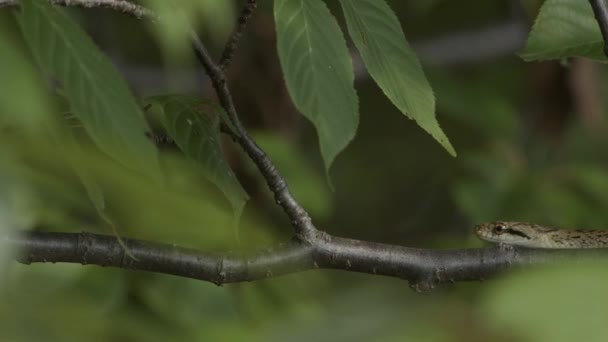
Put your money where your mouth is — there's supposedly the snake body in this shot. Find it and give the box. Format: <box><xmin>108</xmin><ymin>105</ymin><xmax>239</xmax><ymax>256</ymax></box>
<box><xmin>475</xmin><ymin>221</ymin><xmax>608</xmax><ymax>248</ymax></box>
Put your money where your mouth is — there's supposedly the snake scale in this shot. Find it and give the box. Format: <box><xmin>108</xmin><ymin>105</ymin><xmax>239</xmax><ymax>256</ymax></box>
<box><xmin>475</xmin><ymin>221</ymin><xmax>608</xmax><ymax>248</ymax></box>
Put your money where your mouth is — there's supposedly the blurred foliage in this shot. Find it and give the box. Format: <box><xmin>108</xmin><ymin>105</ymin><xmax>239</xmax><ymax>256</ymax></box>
<box><xmin>145</xmin><ymin>95</ymin><xmax>249</xmax><ymax>225</ymax></box>
<box><xmin>144</xmin><ymin>0</ymin><xmax>235</xmax><ymax>58</ymax></box>
<box><xmin>482</xmin><ymin>263</ymin><xmax>608</xmax><ymax>342</ymax></box>
<box><xmin>0</xmin><ymin>15</ymin><xmax>51</xmax><ymax>131</ymax></box>
<box><xmin>2</xmin><ymin>0</ymin><xmax>608</xmax><ymax>341</ymax></box>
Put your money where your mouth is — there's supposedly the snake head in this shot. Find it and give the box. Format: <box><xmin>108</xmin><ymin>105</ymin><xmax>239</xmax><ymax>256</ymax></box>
<box><xmin>474</xmin><ymin>221</ymin><xmax>549</xmax><ymax>247</ymax></box>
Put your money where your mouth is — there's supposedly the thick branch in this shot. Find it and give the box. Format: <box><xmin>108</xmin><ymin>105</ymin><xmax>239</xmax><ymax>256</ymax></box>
<box><xmin>10</xmin><ymin>231</ymin><xmax>315</xmax><ymax>285</ymax></box>
<box><xmin>590</xmin><ymin>0</ymin><xmax>608</xmax><ymax>57</ymax></box>
<box><xmin>7</xmin><ymin>0</ymin><xmax>603</xmax><ymax>294</ymax></box>
<box><xmin>9</xmin><ymin>231</ymin><xmax>608</xmax><ymax>292</ymax></box>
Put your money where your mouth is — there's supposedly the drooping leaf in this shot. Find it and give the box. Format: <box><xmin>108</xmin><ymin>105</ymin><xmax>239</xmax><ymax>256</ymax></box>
<box><xmin>274</xmin><ymin>0</ymin><xmax>359</xmax><ymax>174</ymax></box>
<box><xmin>339</xmin><ymin>0</ymin><xmax>455</xmax><ymax>156</ymax></box>
<box><xmin>520</xmin><ymin>0</ymin><xmax>605</xmax><ymax>61</ymax></box>
<box><xmin>16</xmin><ymin>0</ymin><xmax>161</xmax><ymax>181</ymax></box>
<box><xmin>145</xmin><ymin>95</ymin><xmax>248</xmax><ymax>222</ymax></box>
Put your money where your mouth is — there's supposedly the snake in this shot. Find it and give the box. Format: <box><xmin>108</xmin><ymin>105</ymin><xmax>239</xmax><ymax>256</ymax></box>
<box><xmin>474</xmin><ymin>221</ymin><xmax>608</xmax><ymax>248</ymax></box>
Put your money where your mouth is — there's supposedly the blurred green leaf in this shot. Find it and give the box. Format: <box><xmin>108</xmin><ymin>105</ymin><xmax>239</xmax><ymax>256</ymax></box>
<box><xmin>451</xmin><ymin>144</ymin><xmax>524</xmax><ymax>223</ymax></box>
<box><xmin>483</xmin><ymin>264</ymin><xmax>608</xmax><ymax>342</ymax></box>
<box><xmin>567</xmin><ymin>165</ymin><xmax>608</xmax><ymax>204</ymax></box>
<box><xmin>520</xmin><ymin>0</ymin><xmax>605</xmax><ymax>61</ymax></box>
<box><xmin>274</xmin><ymin>0</ymin><xmax>359</xmax><ymax>175</ymax></box>
<box><xmin>0</xmin><ymin>155</ymin><xmax>30</xmax><ymax>286</ymax></box>
<box><xmin>557</xmin><ymin>165</ymin><xmax>608</xmax><ymax>227</ymax></box>
<box><xmin>66</xmin><ymin>139</ymin><xmax>134</xmax><ymax>256</ymax></box>
<box><xmin>452</xmin><ymin>181</ymin><xmax>502</xmax><ymax>223</ymax></box>
<box><xmin>142</xmin><ymin>0</ymin><xmax>235</xmax><ymax>92</ymax></box>
<box><xmin>194</xmin><ymin>0</ymin><xmax>235</xmax><ymax>44</ymax></box>
<box><xmin>340</xmin><ymin>0</ymin><xmax>455</xmax><ymax>156</ymax></box>
<box><xmin>430</xmin><ymin>72</ymin><xmax>518</xmax><ymax>138</ymax></box>
<box><xmin>144</xmin><ymin>0</ymin><xmax>235</xmax><ymax>55</ymax></box>
<box><xmin>143</xmin><ymin>0</ymin><xmax>193</xmax><ymax>65</ymax></box>
<box><xmin>1</xmin><ymin>264</ymin><xmax>116</xmax><ymax>342</ymax></box>
<box><xmin>139</xmin><ymin>275</ymin><xmax>239</xmax><ymax>331</ymax></box>
<box><xmin>534</xmin><ymin>179</ymin><xmax>597</xmax><ymax>227</ymax></box>
<box><xmin>0</xmin><ymin>24</ymin><xmax>51</xmax><ymax>131</ymax></box>
<box><xmin>16</xmin><ymin>0</ymin><xmax>161</xmax><ymax>181</ymax></box>
<box><xmin>145</xmin><ymin>95</ymin><xmax>248</xmax><ymax>223</ymax></box>
<box><xmin>1</xmin><ymin>133</ymin><xmax>237</xmax><ymax>247</ymax></box>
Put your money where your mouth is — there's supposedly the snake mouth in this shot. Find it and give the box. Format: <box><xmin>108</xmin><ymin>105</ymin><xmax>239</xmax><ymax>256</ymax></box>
<box><xmin>506</xmin><ymin>229</ymin><xmax>532</xmax><ymax>240</ymax></box>
<box><xmin>476</xmin><ymin>233</ymin><xmax>501</xmax><ymax>244</ymax></box>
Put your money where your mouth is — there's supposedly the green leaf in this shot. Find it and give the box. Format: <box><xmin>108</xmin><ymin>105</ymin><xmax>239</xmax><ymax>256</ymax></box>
<box><xmin>0</xmin><ymin>25</ymin><xmax>51</xmax><ymax>131</ymax></box>
<box><xmin>74</xmin><ymin>162</ymin><xmax>137</xmax><ymax>259</ymax></box>
<box><xmin>145</xmin><ymin>95</ymin><xmax>248</xmax><ymax>222</ymax></box>
<box><xmin>339</xmin><ymin>0</ymin><xmax>455</xmax><ymax>156</ymax></box>
<box><xmin>520</xmin><ymin>0</ymin><xmax>605</xmax><ymax>61</ymax></box>
<box><xmin>483</xmin><ymin>264</ymin><xmax>608</xmax><ymax>342</ymax></box>
<box><xmin>274</xmin><ymin>0</ymin><xmax>359</xmax><ymax>174</ymax></box>
<box><xmin>16</xmin><ymin>0</ymin><xmax>160</xmax><ymax>181</ymax></box>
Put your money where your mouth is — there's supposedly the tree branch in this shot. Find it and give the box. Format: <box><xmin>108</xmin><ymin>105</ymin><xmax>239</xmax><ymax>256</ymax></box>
<box><xmin>219</xmin><ymin>0</ymin><xmax>257</xmax><ymax>70</ymax></box>
<box><xmin>590</xmin><ymin>0</ymin><xmax>608</xmax><ymax>57</ymax></box>
<box><xmin>8</xmin><ymin>231</ymin><xmax>608</xmax><ymax>292</ymax></box>
<box><xmin>189</xmin><ymin>28</ymin><xmax>317</xmax><ymax>241</ymax></box>
<box><xmin>7</xmin><ymin>0</ymin><xmax>601</xmax><ymax>294</ymax></box>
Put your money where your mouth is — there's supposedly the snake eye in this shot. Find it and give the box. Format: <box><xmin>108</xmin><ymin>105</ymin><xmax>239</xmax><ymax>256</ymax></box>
<box><xmin>493</xmin><ymin>224</ymin><xmax>507</xmax><ymax>235</ymax></box>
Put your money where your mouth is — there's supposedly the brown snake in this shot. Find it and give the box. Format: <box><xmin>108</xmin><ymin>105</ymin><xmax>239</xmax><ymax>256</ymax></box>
<box><xmin>475</xmin><ymin>221</ymin><xmax>608</xmax><ymax>248</ymax></box>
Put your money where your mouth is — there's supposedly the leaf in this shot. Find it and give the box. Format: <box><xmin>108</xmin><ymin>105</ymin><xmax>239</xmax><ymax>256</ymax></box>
<box><xmin>520</xmin><ymin>0</ymin><xmax>605</xmax><ymax>61</ymax></box>
<box><xmin>58</xmin><ymin>115</ymin><xmax>137</xmax><ymax>259</ymax></box>
<box><xmin>274</xmin><ymin>0</ymin><xmax>359</xmax><ymax>174</ymax></box>
<box><xmin>16</xmin><ymin>0</ymin><xmax>161</xmax><ymax>181</ymax></box>
<box><xmin>0</xmin><ymin>24</ymin><xmax>51</xmax><ymax>131</ymax></box>
<box><xmin>339</xmin><ymin>0</ymin><xmax>455</xmax><ymax>156</ymax></box>
<box><xmin>145</xmin><ymin>95</ymin><xmax>248</xmax><ymax>223</ymax></box>
<box><xmin>75</xmin><ymin>164</ymin><xmax>137</xmax><ymax>260</ymax></box>
<box><xmin>483</xmin><ymin>264</ymin><xmax>608</xmax><ymax>342</ymax></box>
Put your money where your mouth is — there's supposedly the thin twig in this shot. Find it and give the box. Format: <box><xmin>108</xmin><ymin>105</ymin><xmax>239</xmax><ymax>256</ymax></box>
<box><xmin>590</xmin><ymin>0</ymin><xmax>608</xmax><ymax>57</ymax></box>
<box><xmin>219</xmin><ymin>0</ymin><xmax>258</xmax><ymax>70</ymax></box>
<box><xmin>189</xmin><ymin>29</ymin><xmax>317</xmax><ymax>241</ymax></box>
